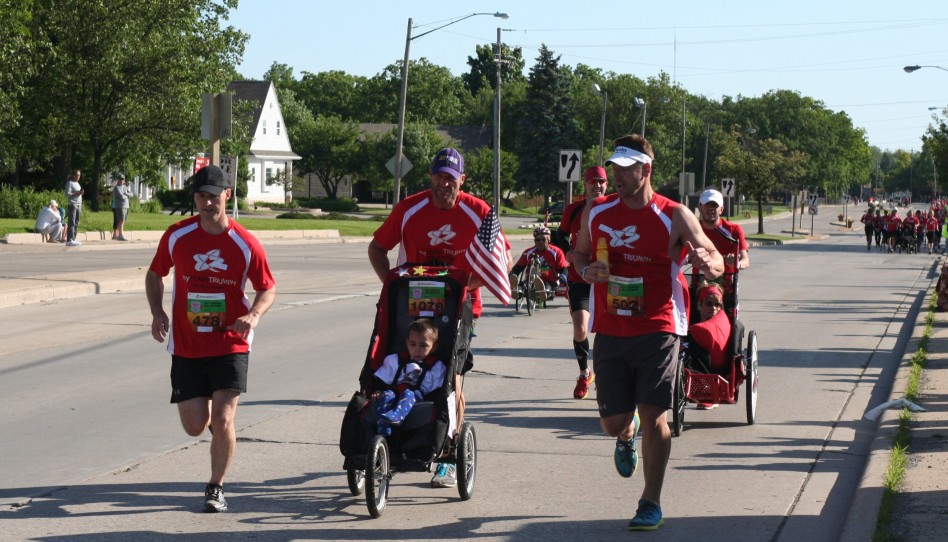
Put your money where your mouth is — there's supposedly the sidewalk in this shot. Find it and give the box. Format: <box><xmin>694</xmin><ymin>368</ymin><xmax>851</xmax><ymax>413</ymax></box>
<box><xmin>842</xmin><ymin>276</ymin><xmax>948</xmax><ymax>541</ymax></box>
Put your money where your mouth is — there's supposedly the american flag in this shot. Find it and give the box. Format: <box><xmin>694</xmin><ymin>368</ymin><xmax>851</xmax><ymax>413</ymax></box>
<box><xmin>465</xmin><ymin>209</ymin><xmax>511</xmax><ymax>305</ymax></box>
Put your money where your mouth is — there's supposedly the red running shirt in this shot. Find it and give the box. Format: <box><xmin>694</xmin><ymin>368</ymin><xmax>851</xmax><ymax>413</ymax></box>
<box><xmin>373</xmin><ymin>190</ymin><xmax>509</xmax><ymax>317</ymax></box>
<box><xmin>587</xmin><ymin>194</ymin><xmax>688</xmax><ymax>337</ymax></box>
<box><xmin>149</xmin><ymin>216</ymin><xmax>276</xmax><ymax>358</ymax></box>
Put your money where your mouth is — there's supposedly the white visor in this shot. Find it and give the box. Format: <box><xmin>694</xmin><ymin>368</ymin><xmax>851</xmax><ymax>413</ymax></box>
<box><xmin>605</xmin><ymin>146</ymin><xmax>653</xmax><ymax>167</ymax></box>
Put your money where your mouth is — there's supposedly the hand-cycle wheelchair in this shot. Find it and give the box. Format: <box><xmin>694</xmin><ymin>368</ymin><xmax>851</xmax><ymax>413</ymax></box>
<box><xmin>338</xmin><ymin>264</ymin><xmax>477</xmax><ymax>518</ymax></box>
<box><xmin>671</xmin><ymin>237</ymin><xmax>759</xmax><ymax>437</ymax></box>
<box><xmin>513</xmin><ymin>252</ymin><xmax>564</xmax><ymax>315</ymax></box>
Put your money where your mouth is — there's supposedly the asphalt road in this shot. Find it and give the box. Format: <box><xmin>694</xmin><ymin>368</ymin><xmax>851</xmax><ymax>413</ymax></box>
<box><xmin>0</xmin><ymin>208</ymin><xmax>938</xmax><ymax>540</ymax></box>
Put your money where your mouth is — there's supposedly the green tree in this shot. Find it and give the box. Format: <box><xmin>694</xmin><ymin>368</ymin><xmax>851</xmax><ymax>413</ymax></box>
<box><xmin>463</xmin><ymin>43</ymin><xmax>525</xmax><ymax>97</ymax></box>
<box><xmin>24</xmin><ymin>0</ymin><xmax>247</xmax><ymax>210</ymax></box>
<box><xmin>716</xmin><ymin>128</ymin><xmax>808</xmax><ymax>233</ymax></box>
<box><xmin>294</xmin><ymin>115</ymin><xmax>363</xmax><ymax>200</ymax></box>
<box><xmin>517</xmin><ymin>45</ymin><xmax>579</xmax><ymax>202</ymax></box>
<box><xmin>295</xmin><ymin>70</ymin><xmax>370</xmax><ymax>121</ymax></box>
<box><xmin>462</xmin><ymin>146</ymin><xmax>519</xmax><ymax>205</ymax></box>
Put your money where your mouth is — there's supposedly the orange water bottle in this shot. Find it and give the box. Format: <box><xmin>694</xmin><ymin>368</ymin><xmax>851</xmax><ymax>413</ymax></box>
<box><xmin>595</xmin><ymin>237</ymin><xmax>610</xmax><ymax>278</ymax></box>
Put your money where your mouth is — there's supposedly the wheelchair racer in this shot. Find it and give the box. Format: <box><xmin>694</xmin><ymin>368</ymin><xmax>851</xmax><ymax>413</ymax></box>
<box><xmin>510</xmin><ymin>226</ymin><xmax>568</xmax><ymax>302</ymax></box>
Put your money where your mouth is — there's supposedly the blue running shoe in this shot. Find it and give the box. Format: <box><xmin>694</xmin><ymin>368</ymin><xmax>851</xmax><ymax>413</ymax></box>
<box><xmin>613</xmin><ymin>410</ymin><xmax>641</xmax><ymax>478</ymax></box>
<box><xmin>628</xmin><ymin>499</ymin><xmax>664</xmax><ymax>531</ymax></box>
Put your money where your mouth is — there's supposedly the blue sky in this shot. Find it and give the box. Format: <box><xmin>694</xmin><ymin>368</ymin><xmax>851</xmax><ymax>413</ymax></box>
<box><xmin>227</xmin><ymin>0</ymin><xmax>948</xmax><ymax>153</ymax></box>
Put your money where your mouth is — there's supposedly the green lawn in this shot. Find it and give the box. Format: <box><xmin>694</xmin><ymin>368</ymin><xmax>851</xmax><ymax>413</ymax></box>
<box><xmin>0</xmin><ymin>210</ymin><xmax>384</xmax><ymax>238</ymax></box>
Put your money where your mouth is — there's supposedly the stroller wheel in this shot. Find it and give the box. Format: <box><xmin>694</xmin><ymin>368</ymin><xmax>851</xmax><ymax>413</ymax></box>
<box><xmin>365</xmin><ymin>435</ymin><xmax>390</xmax><ymax>518</ymax></box>
<box><xmin>347</xmin><ymin>468</ymin><xmax>365</xmax><ymax>496</ymax></box>
<box><xmin>456</xmin><ymin>422</ymin><xmax>477</xmax><ymax>500</ymax></box>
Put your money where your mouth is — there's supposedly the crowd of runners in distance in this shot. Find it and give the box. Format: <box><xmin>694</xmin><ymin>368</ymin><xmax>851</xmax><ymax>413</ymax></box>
<box><xmin>859</xmin><ymin>197</ymin><xmax>948</xmax><ymax>254</ymax></box>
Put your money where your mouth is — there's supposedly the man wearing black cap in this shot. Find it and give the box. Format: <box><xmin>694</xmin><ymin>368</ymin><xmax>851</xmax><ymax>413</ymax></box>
<box><xmin>145</xmin><ymin>165</ymin><xmax>277</xmax><ymax>513</ymax></box>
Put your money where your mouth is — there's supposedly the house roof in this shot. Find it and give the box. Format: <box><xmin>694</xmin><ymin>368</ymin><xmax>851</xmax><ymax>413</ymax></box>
<box><xmin>227</xmin><ymin>80</ymin><xmax>272</xmax><ymax>134</ymax></box>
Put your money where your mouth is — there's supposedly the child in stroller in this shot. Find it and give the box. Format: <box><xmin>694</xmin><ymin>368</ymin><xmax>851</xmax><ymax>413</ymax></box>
<box><xmin>372</xmin><ymin>319</ymin><xmax>447</xmax><ymax>437</ymax></box>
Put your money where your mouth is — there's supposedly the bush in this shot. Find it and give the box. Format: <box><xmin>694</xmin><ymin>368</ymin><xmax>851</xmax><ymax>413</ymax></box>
<box><xmin>0</xmin><ymin>185</ymin><xmax>70</xmax><ymax>219</ymax></box>
<box><xmin>296</xmin><ymin>197</ymin><xmax>359</xmax><ymax>213</ymax></box>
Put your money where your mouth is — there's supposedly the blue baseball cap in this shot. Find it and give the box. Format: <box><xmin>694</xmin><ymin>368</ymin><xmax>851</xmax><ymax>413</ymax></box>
<box><xmin>430</xmin><ymin>148</ymin><xmax>464</xmax><ymax>179</ymax></box>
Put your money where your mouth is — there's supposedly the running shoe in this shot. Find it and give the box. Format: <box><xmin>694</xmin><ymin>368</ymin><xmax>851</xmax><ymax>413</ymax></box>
<box><xmin>573</xmin><ymin>373</ymin><xmax>595</xmax><ymax>400</ymax></box>
<box><xmin>628</xmin><ymin>499</ymin><xmax>664</xmax><ymax>531</ymax></box>
<box><xmin>204</xmin><ymin>483</ymin><xmax>228</xmax><ymax>513</ymax></box>
<box><xmin>430</xmin><ymin>462</ymin><xmax>457</xmax><ymax>488</ymax></box>
<box><xmin>696</xmin><ymin>402</ymin><xmax>718</xmax><ymax>410</ymax></box>
<box><xmin>613</xmin><ymin>410</ymin><xmax>640</xmax><ymax>478</ymax></box>
<box><xmin>65</xmin><ymin>240</ymin><xmax>80</xmax><ymax>246</ymax></box>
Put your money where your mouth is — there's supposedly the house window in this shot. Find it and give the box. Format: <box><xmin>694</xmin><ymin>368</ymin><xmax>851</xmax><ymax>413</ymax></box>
<box><xmin>262</xmin><ymin>120</ymin><xmax>267</xmax><ymax>135</ymax></box>
<box><xmin>277</xmin><ymin>121</ymin><xmax>281</xmax><ymax>135</ymax></box>
<box><xmin>263</xmin><ymin>167</ymin><xmax>272</xmax><ymax>193</ymax></box>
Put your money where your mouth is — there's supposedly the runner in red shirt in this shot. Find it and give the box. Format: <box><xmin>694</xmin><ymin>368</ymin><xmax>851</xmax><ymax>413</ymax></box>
<box><xmin>925</xmin><ymin>209</ymin><xmax>939</xmax><ymax>254</ymax></box>
<box><xmin>697</xmin><ymin>188</ymin><xmax>749</xmax><ymax>272</ymax></box>
<box><xmin>145</xmin><ymin>165</ymin><xmax>276</xmax><ymax>513</ymax></box>
<box><xmin>885</xmin><ymin>209</ymin><xmax>902</xmax><ymax>253</ymax></box>
<box><xmin>860</xmin><ymin>207</ymin><xmax>875</xmax><ymax>251</ymax></box>
<box><xmin>368</xmin><ymin>147</ymin><xmax>512</xmax><ymax>489</ymax></box>
<box><xmin>554</xmin><ymin>165</ymin><xmax>609</xmax><ymax>399</ymax></box>
<box><xmin>572</xmin><ymin>134</ymin><xmax>723</xmax><ymax>531</ymax></box>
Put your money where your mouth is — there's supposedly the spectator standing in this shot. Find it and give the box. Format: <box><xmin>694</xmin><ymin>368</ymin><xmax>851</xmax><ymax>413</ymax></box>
<box><xmin>64</xmin><ymin>169</ymin><xmax>83</xmax><ymax>246</ymax></box>
<box><xmin>145</xmin><ymin>165</ymin><xmax>277</xmax><ymax>513</ymax></box>
<box><xmin>111</xmin><ymin>173</ymin><xmax>132</xmax><ymax>241</ymax></box>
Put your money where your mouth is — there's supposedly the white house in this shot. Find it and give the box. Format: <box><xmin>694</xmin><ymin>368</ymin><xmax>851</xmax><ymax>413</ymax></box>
<box><xmin>227</xmin><ymin>80</ymin><xmax>301</xmax><ymax>204</ymax></box>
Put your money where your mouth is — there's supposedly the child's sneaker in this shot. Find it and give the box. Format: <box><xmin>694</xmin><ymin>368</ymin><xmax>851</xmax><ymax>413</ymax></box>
<box><xmin>430</xmin><ymin>462</ymin><xmax>457</xmax><ymax>488</ymax></box>
<box><xmin>628</xmin><ymin>499</ymin><xmax>664</xmax><ymax>530</ymax></box>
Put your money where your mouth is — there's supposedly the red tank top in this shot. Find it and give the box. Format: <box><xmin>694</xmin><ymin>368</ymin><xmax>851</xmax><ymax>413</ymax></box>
<box><xmin>587</xmin><ymin>194</ymin><xmax>687</xmax><ymax>337</ymax></box>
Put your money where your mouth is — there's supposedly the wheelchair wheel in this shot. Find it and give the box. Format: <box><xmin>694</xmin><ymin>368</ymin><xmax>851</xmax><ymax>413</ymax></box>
<box><xmin>346</xmin><ymin>468</ymin><xmax>365</xmax><ymax>496</ymax></box>
<box><xmin>456</xmin><ymin>422</ymin><xmax>477</xmax><ymax>501</ymax></box>
<box><xmin>365</xmin><ymin>435</ymin><xmax>390</xmax><ymax>518</ymax></box>
<box><xmin>525</xmin><ymin>261</ymin><xmax>539</xmax><ymax>315</ymax></box>
<box><xmin>671</xmin><ymin>361</ymin><xmax>686</xmax><ymax>437</ymax></box>
<box><xmin>745</xmin><ymin>331</ymin><xmax>759</xmax><ymax>425</ymax></box>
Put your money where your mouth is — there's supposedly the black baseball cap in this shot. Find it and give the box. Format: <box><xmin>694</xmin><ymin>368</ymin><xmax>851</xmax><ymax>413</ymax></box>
<box><xmin>191</xmin><ymin>165</ymin><xmax>230</xmax><ymax>195</ymax></box>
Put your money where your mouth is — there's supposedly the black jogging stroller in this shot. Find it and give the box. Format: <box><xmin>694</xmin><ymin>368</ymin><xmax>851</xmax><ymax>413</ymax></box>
<box><xmin>339</xmin><ymin>264</ymin><xmax>477</xmax><ymax>518</ymax></box>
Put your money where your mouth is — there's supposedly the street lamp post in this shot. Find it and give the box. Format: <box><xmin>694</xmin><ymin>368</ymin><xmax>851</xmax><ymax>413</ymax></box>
<box><xmin>904</xmin><ymin>65</ymin><xmax>948</xmax><ymax>73</ymax></box>
<box><xmin>593</xmin><ymin>84</ymin><xmax>608</xmax><ymax>166</ymax></box>
<box><xmin>633</xmin><ymin>97</ymin><xmax>646</xmax><ymax>136</ymax></box>
<box><xmin>492</xmin><ymin>26</ymin><xmax>504</xmax><ymax>212</ymax></box>
<box><xmin>393</xmin><ymin>12</ymin><xmax>509</xmax><ymax>205</ymax></box>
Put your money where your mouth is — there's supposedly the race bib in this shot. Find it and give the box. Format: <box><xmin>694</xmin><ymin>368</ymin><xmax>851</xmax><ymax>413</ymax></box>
<box><xmin>606</xmin><ymin>276</ymin><xmax>644</xmax><ymax>317</ymax></box>
<box><xmin>187</xmin><ymin>292</ymin><xmax>226</xmax><ymax>332</ymax></box>
<box><xmin>408</xmin><ymin>281</ymin><xmax>445</xmax><ymax>318</ymax></box>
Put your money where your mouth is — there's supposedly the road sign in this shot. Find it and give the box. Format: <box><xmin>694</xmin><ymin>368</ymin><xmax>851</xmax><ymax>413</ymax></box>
<box><xmin>219</xmin><ymin>156</ymin><xmax>239</xmax><ymax>187</ymax></box>
<box><xmin>808</xmin><ymin>194</ymin><xmax>819</xmax><ymax>215</ymax></box>
<box><xmin>385</xmin><ymin>154</ymin><xmax>413</xmax><ymax>178</ymax></box>
<box><xmin>559</xmin><ymin>149</ymin><xmax>581</xmax><ymax>182</ymax></box>
<box><xmin>721</xmin><ymin>178</ymin><xmax>736</xmax><ymax>198</ymax></box>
